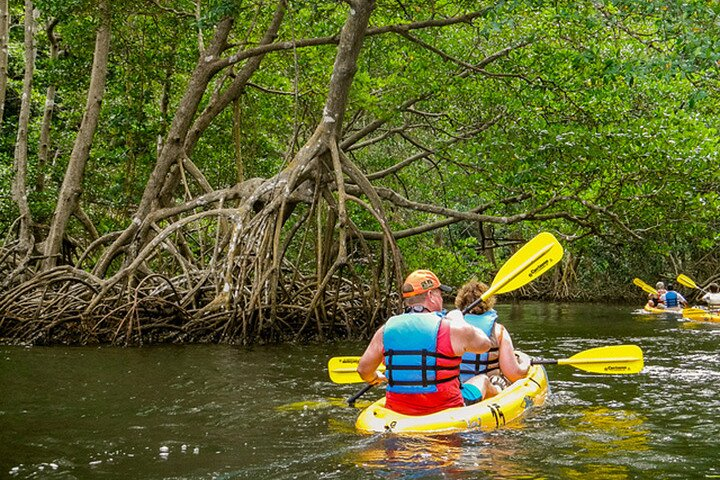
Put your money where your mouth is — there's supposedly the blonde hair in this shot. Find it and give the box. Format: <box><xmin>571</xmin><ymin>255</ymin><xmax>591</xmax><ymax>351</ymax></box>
<box><xmin>455</xmin><ymin>280</ymin><xmax>496</xmax><ymax>314</ymax></box>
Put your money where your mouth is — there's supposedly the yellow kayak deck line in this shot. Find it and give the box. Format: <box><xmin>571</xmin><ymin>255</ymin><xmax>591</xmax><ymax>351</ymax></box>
<box><xmin>355</xmin><ymin>364</ymin><xmax>548</xmax><ymax>434</ymax></box>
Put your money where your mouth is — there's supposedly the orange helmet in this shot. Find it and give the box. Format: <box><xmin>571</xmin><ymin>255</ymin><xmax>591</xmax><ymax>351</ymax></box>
<box><xmin>401</xmin><ymin>270</ymin><xmax>452</xmax><ymax>298</ymax></box>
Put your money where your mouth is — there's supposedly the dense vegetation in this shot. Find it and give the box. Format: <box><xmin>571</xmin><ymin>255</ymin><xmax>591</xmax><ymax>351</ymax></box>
<box><xmin>1</xmin><ymin>0</ymin><xmax>718</xmax><ymax>345</ymax></box>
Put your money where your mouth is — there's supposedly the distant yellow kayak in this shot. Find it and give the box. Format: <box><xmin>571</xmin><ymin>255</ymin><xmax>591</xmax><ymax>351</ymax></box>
<box><xmin>642</xmin><ymin>306</ymin><xmax>682</xmax><ymax>315</ymax></box>
<box><xmin>355</xmin><ymin>364</ymin><xmax>548</xmax><ymax>434</ymax></box>
<box><xmin>683</xmin><ymin>310</ymin><xmax>720</xmax><ymax>323</ymax></box>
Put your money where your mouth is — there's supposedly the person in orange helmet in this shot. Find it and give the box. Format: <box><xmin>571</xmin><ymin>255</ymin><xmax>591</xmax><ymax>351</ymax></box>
<box><xmin>357</xmin><ymin>270</ymin><xmax>494</xmax><ymax>416</ymax></box>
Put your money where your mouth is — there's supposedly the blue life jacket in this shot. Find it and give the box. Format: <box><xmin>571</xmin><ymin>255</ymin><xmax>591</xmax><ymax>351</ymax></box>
<box><xmin>383</xmin><ymin>312</ymin><xmax>460</xmax><ymax>394</ymax></box>
<box><xmin>460</xmin><ymin>310</ymin><xmax>499</xmax><ymax>382</ymax></box>
<box><xmin>665</xmin><ymin>291</ymin><xmax>679</xmax><ymax>307</ymax></box>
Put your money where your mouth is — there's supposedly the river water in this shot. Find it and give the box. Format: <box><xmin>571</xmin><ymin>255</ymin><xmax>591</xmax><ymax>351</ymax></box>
<box><xmin>1</xmin><ymin>302</ymin><xmax>719</xmax><ymax>479</ymax></box>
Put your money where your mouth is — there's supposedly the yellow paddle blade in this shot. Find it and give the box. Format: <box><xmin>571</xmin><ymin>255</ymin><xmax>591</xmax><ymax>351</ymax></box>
<box><xmin>558</xmin><ymin>345</ymin><xmax>644</xmax><ymax>374</ymax></box>
<box><xmin>486</xmin><ymin>232</ymin><xmax>564</xmax><ymax>298</ymax></box>
<box><xmin>328</xmin><ymin>356</ymin><xmax>385</xmax><ymax>384</ymax></box>
<box><xmin>677</xmin><ymin>274</ymin><xmax>698</xmax><ymax>290</ymax></box>
<box><xmin>633</xmin><ymin>278</ymin><xmax>658</xmax><ymax>295</ymax></box>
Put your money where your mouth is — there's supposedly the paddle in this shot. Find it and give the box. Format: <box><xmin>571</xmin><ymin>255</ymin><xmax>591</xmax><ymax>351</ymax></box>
<box><xmin>329</xmin><ymin>356</ymin><xmax>385</xmax><ymax>384</ymax></box>
<box><xmin>338</xmin><ymin>232</ymin><xmax>564</xmax><ymax>405</ymax></box>
<box><xmin>330</xmin><ymin>345</ymin><xmax>644</xmax><ymax>383</ymax></box>
<box><xmin>461</xmin><ymin>231</ymin><xmax>564</xmax><ymax>314</ymax></box>
<box><xmin>677</xmin><ymin>274</ymin><xmax>708</xmax><ymax>293</ymax></box>
<box><xmin>531</xmin><ymin>345</ymin><xmax>643</xmax><ymax>374</ymax></box>
<box><xmin>633</xmin><ymin>278</ymin><xmax>658</xmax><ymax>296</ymax></box>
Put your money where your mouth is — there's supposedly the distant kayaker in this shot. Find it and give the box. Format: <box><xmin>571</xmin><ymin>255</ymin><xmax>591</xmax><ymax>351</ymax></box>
<box><xmin>655</xmin><ymin>281</ymin><xmax>668</xmax><ymax>296</ymax></box>
<box><xmin>659</xmin><ymin>283</ymin><xmax>688</xmax><ymax>308</ymax></box>
<box><xmin>452</xmin><ymin>280</ymin><xmax>531</xmax><ymax>400</ymax></box>
<box><xmin>356</xmin><ymin>270</ymin><xmax>493</xmax><ymax>416</ymax></box>
<box><xmin>645</xmin><ymin>293</ymin><xmax>665</xmax><ymax>310</ymax></box>
<box><xmin>701</xmin><ymin>283</ymin><xmax>720</xmax><ymax>308</ymax></box>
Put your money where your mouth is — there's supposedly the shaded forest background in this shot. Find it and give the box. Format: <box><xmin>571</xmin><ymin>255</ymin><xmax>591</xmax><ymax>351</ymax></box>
<box><xmin>0</xmin><ymin>0</ymin><xmax>718</xmax><ymax>345</ymax></box>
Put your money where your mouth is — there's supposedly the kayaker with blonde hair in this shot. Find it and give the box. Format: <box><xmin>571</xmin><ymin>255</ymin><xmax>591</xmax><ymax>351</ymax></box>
<box><xmin>453</xmin><ymin>279</ymin><xmax>531</xmax><ymax>400</ymax></box>
<box><xmin>356</xmin><ymin>270</ymin><xmax>493</xmax><ymax>416</ymax></box>
<box><xmin>645</xmin><ymin>293</ymin><xmax>665</xmax><ymax>310</ymax></box>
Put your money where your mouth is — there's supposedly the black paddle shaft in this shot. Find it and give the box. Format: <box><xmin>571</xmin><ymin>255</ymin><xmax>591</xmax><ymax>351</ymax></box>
<box><xmin>347</xmin><ymin>383</ymin><xmax>374</xmax><ymax>406</ymax></box>
<box><xmin>461</xmin><ymin>297</ymin><xmax>483</xmax><ymax>315</ymax></box>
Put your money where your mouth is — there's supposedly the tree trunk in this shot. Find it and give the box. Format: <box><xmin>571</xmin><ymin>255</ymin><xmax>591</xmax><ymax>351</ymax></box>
<box><xmin>211</xmin><ymin>0</ymin><xmax>399</xmax><ymax>324</ymax></box>
<box><xmin>233</xmin><ymin>98</ymin><xmax>244</xmax><ymax>184</ymax></box>
<box><xmin>95</xmin><ymin>3</ymin><xmax>287</xmax><ymax>276</ymax></box>
<box><xmin>93</xmin><ymin>17</ymin><xmax>236</xmax><ymax>276</ymax></box>
<box><xmin>12</xmin><ymin>0</ymin><xmax>35</xmax><ymax>252</ymax></box>
<box><xmin>0</xmin><ymin>0</ymin><xmax>9</xmax><ymax>126</ymax></box>
<box><xmin>36</xmin><ymin>18</ymin><xmax>59</xmax><ymax>194</ymax></box>
<box><xmin>42</xmin><ymin>0</ymin><xmax>111</xmax><ymax>270</ymax></box>
<box><xmin>156</xmin><ymin>1</ymin><xmax>287</xmax><ymax>208</ymax></box>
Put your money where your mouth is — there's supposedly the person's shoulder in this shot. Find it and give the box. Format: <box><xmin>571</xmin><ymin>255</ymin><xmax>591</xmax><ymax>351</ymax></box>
<box><xmin>449</xmin><ymin>318</ymin><xmax>479</xmax><ymax>339</ymax></box>
<box><xmin>495</xmin><ymin>321</ymin><xmax>512</xmax><ymax>340</ymax></box>
<box><xmin>444</xmin><ymin>309</ymin><xmax>466</xmax><ymax>324</ymax></box>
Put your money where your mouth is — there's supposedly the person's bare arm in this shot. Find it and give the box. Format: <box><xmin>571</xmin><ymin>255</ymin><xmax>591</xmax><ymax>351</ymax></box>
<box><xmin>450</xmin><ymin>320</ymin><xmax>491</xmax><ymax>356</ymax></box>
<box><xmin>357</xmin><ymin>327</ymin><xmax>386</xmax><ymax>385</ymax></box>
<box><xmin>496</xmin><ymin>324</ymin><xmax>529</xmax><ymax>382</ymax></box>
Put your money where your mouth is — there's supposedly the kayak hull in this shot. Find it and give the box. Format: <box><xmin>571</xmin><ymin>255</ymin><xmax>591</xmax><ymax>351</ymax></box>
<box><xmin>683</xmin><ymin>311</ymin><xmax>720</xmax><ymax>323</ymax></box>
<box><xmin>355</xmin><ymin>364</ymin><xmax>548</xmax><ymax>434</ymax></box>
<box><xmin>642</xmin><ymin>306</ymin><xmax>682</xmax><ymax>315</ymax></box>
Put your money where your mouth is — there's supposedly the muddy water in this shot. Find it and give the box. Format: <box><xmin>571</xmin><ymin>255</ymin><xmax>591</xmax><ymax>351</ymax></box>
<box><xmin>1</xmin><ymin>302</ymin><xmax>718</xmax><ymax>479</ymax></box>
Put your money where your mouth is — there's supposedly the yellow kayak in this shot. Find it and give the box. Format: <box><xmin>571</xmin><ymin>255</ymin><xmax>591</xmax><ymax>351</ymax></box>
<box><xmin>642</xmin><ymin>306</ymin><xmax>682</xmax><ymax>315</ymax></box>
<box><xmin>683</xmin><ymin>310</ymin><xmax>720</xmax><ymax>323</ymax></box>
<box><xmin>355</xmin><ymin>364</ymin><xmax>548</xmax><ymax>434</ymax></box>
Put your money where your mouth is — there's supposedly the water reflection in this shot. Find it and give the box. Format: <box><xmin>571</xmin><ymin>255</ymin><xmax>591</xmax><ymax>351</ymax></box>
<box><xmin>274</xmin><ymin>397</ymin><xmax>350</xmax><ymax>412</ymax></box>
<box><xmin>351</xmin><ymin>426</ymin><xmax>545</xmax><ymax>479</ymax></box>
<box><xmin>355</xmin><ymin>434</ymin><xmax>462</xmax><ymax>473</ymax></box>
<box><xmin>564</xmin><ymin>406</ymin><xmax>648</xmax><ymax>448</ymax></box>
<box><xmin>561</xmin><ymin>406</ymin><xmax>649</xmax><ymax>477</ymax></box>
<box><xmin>349</xmin><ymin>403</ymin><xmax>651</xmax><ymax>479</ymax></box>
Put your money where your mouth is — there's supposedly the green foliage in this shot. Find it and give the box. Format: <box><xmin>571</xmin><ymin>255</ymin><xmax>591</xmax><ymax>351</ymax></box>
<box><xmin>0</xmin><ymin>153</ymin><xmax>15</xmax><ymax>236</ymax></box>
<box><xmin>399</xmin><ymin>235</ymin><xmax>496</xmax><ymax>290</ymax></box>
<box><xmin>2</xmin><ymin>0</ymin><xmax>719</xmax><ymax>299</ymax></box>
